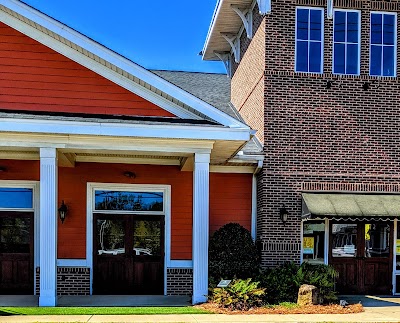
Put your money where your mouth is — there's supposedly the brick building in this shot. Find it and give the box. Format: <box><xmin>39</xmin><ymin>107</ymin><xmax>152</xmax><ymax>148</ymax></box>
<box><xmin>203</xmin><ymin>0</ymin><xmax>400</xmax><ymax>295</ymax></box>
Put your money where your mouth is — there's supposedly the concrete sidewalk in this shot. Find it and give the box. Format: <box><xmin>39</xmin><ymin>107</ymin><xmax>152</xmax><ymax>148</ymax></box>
<box><xmin>1</xmin><ymin>296</ymin><xmax>399</xmax><ymax>323</ymax></box>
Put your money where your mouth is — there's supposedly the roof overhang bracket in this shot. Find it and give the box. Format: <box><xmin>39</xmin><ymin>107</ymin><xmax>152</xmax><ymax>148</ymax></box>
<box><xmin>214</xmin><ymin>51</ymin><xmax>231</xmax><ymax>77</ymax></box>
<box><xmin>327</xmin><ymin>0</ymin><xmax>334</xmax><ymax>19</ymax></box>
<box><xmin>231</xmin><ymin>5</ymin><xmax>253</xmax><ymax>39</ymax></box>
<box><xmin>221</xmin><ymin>33</ymin><xmax>241</xmax><ymax>63</ymax></box>
<box><xmin>257</xmin><ymin>0</ymin><xmax>272</xmax><ymax>15</ymax></box>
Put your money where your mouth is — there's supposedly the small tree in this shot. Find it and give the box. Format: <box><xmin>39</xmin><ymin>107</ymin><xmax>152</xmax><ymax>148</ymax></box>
<box><xmin>209</xmin><ymin>223</ymin><xmax>260</xmax><ymax>283</ymax></box>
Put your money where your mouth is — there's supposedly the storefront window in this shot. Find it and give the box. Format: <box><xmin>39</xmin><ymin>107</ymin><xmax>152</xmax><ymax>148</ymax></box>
<box><xmin>302</xmin><ymin>221</ymin><xmax>325</xmax><ymax>264</ymax></box>
<box><xmin>332</xmin><ymin>223</ymin><xmax>357</xmax><ymax>257</ymax></box>
<box><xmin>364</xmin><ymin>223</ymin><xmax>390</xmax><ymax>258</ymax></box>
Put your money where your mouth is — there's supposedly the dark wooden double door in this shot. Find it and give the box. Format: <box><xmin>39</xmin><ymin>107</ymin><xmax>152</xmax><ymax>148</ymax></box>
<box><xmin>93</xmin><ymin>213</ymin><xmax>164</xmax><ymax>295</ymax></box>
<box><xmin>329</xmin><ymin>222</ymin><xmax>393</xmax><ymax>294</ymax></box>
<box><xmin>0</xmin><ymin>212</ymin><xmax>34</xmax><ymax>294</ymax></box>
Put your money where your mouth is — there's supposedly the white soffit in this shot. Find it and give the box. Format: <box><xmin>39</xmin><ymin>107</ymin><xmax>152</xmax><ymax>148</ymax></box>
<box><xmin>203</xmin><ymin>0</ymin><xmax>254</xmax><ymax>61</ymax></box>
<box><xmin>0</xmin><ymin>0</ymin><xmax>249</xmax><ymax>129</ymax></box>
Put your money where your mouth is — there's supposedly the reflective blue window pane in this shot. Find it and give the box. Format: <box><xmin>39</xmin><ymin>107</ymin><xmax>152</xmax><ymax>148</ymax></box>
<box><xmin>346</xmin><ymin>44</ymin><xmax>358</xmax><ymax>74</ymax></box>
<box><xmin>296</xmin><ymin>41</ymin><xmax>308</xmax><ymax>71</ymax></box>
<box><xmin>383</xmin><ymin>46</ymin><xmax>395</xmax><ymax>76</ymax></box>
<box><xmin>370</xmin><ymin>45</ymin><xmax>382</xmax><ymax>75</ymax></box>
<box><xmin>371</xmin><ymin>14</ymin><xmax>383</xmax><ymax>44</ymax></box>
<box><xmin>334</xmin><ymin>43</ymin><xmax>345</xmax><ymax>74</ymax></box>
<box><xmin>297</xmin><ymin>9</ymin><xmax>309</xmax><ymax>40</ymax></box>
<box><xmin>347</xmin><ymin>12</ymin><xmax>359</xmax><ymax>43</ymax></box>
<box><xmin>310</xmin><ymin>9</ymin><xmax>322</xmax><ymax>41</ymax></box>
<box><xmin>309</xmin><ymin>42</ymin><xmax>321</xmax><ymax>73</ymax></box>
<box><xmin>383</xmin><ymin>14</ymin><xmax>395</xmax><ymax>45</ymax></box>
<box><xmin>0</xmin><ymin>188</ymin><xmax>33</xmax><ymax>209</ymax></box>
<box><xmin>95</xmin><ymin>191</ymin><xmax>164</xmax><ymax>212</ymax></box>
<box><xmin>334</xmin><ymin>11</ymin><xmax>346</xmax><ymax>42</ymax></box>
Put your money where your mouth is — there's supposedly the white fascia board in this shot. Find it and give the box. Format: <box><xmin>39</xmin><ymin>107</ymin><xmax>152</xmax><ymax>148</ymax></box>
<box><xmin>0</xmin><ymin>117</ymin><xmax>251</xmax><ymax>142</ymax></box>
<box><xmin>202</xmin><ymin>0</ymin><xmax>223</xmax><ymax>60</ymax></box>
<box><xmin>0</xmin><ymin>0</ymin><xmax>248</xmax><ymax>129</ymax></box>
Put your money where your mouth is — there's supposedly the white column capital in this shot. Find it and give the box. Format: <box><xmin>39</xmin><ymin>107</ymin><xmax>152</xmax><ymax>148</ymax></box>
<box><xmin>40</xmin><ymin>147</ymin><xmax>57</xmax><ymax>159</ymax></box>
<box><xmin>194</xmin><ymin>152</ymin><xmax>210</xmax><ymax>164</ymax></box>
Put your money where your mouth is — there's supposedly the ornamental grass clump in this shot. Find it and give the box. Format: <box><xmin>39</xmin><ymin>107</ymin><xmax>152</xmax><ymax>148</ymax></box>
<box><xmin>210</xmin><ymin>278</ymin><xmax>266</xmax><ymax>311</ymax></box>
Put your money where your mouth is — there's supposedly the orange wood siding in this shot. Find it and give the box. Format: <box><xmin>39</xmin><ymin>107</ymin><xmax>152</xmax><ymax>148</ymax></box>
<box><xmin>0</xmin><ymin>23</ymin><xmax>175</xmax><ymax>118</ymax></box>
<box><xmin>57</xmin><ymin>163</ymin><xmax>192</xmax><ymax>260</ymax></box>
<box><xmin>209</xmin><ymin>173</ymin><xmax>252</xmax><ymax>233</ymax></box>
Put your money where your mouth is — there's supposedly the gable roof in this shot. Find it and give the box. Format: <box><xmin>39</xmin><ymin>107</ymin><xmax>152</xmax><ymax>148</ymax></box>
<box><xmin>0</xmin><ymin>0</ymin><xmax>250</xmax><ymax>130</ymax></box>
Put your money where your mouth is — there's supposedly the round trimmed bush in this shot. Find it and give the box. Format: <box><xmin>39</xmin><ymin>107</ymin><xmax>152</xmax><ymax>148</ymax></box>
<box><xmin>209</xmin><ymin>223</ymin><xmax>260</xmax><ymax>282</ymax></box>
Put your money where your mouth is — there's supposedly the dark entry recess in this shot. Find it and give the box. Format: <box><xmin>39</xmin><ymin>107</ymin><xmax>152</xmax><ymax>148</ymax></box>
<box><xmin>329</xmin><ymin>221</ymin><xmax>393</xmax><ymax>294</ymax></box>
<box><xmin>93</xmin><ymin>213</ymin><xmax>164</xmax><ymax>295</ymax></box>
<box><xmin>0</xmin><ymin>212</ymin><xmax>34</xmax><ymax>294</ymax></box>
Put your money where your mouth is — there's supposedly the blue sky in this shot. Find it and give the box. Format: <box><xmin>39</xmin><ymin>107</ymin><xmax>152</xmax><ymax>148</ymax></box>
<box><xmin>21</xmin><ymin>0</ymin><xmax>225</xmax><ymax>74</ymax></box>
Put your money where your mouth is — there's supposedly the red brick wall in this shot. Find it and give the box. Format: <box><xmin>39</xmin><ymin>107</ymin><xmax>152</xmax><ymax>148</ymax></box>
<box><xmin>231</xmin><ymin>4</ymin><xmax>265</xmax><ymax>143</ymax></box>
<box><xmin>0</xmin><ymin>22</ymin><xmax>174</xmax><ymax>118</ymax></box>
<box><xmin>231</xmin><ymin>0</ymin><xmax>400</xmax><ymax>267</ymax></box>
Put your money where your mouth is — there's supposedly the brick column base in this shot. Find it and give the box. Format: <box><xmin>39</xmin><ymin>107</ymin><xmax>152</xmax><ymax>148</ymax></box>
<box><xmin>166</xmin><ymin>268</ymin><xmax>193</xmax><ymax>296</ymax></box>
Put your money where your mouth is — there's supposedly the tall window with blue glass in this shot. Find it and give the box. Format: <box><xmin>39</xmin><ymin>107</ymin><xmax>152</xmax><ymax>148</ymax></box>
<box><xmin>296</xmin><ymin>7</ymin><xmax>324</xmax><ymax>73</ymax></box>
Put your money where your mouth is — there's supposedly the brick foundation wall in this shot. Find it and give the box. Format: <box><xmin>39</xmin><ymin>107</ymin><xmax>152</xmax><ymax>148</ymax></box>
<box><xmin>166</xmin><ymin>268</ymin><xmax>193</xmax><ymax>296</ymax></box>
<box><xmin>230</xmin><ymin>0</ymin><xmax>400</xmax><ymax>267</ymax></box>
<box><xmin>36</xmin><ymin>267</ymin><xmax>90</xmax><ymax>296</ymax></box>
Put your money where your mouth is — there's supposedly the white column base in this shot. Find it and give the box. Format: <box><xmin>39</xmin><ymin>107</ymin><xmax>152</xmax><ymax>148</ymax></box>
<box><xmin>39</xmin><ymin>294</ymin><xmax>57</xmax><ymax>307</ymax></box>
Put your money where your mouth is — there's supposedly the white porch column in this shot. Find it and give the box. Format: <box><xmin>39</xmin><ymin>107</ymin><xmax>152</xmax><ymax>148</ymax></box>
<box><xmin>192</xmin><ymin>152</ymin><xmax>210</xmax><ymax>304</ymax></box>
<box><xmin>39</xmin><ymin>148</ymin><xmax>58</xmax><ymax>307</ymax></box>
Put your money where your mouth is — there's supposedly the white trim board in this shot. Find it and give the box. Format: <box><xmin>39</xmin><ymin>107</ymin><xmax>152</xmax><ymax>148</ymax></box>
<box><xmin>0</xmin><ymin>0</ymin><xmax>249</xmax><ymax>129</ymax></box>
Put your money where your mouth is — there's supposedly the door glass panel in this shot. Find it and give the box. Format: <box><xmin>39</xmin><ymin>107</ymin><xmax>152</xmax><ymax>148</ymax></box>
<box><xmin>365</xmin><ymin>223</ymin><xmax>390</xmax><ymax>258</ymax></box>
<box><xmin>332</xmin><ymin>223</ymin><xmax>357</xmax><ymax>257</ymax></box>
<box><xmin>0</xmin><ymin>188</ymin><xmax>33</xmax><ymax>209</ymax></box>
<box><xmin>0</xmin><ymin>217</ymin><xmax>30</xmax><ymax>253</ymax></box>
<box><xmin>95</xmin><ymin>191</ymin><xmax>163</xmax><ymax>212</ymax></box>
<box><xmin>97</xmin><ymin>219</ymin><xmax>125</xmax><ymax>255</ymax></box>
<box><xmin>302</xmin><ymin>221</ymin><xmax>325</xmax><ymax>264</ymax></box>
<box><xmin>133</xmin><ymin>220</ymin><xmax>161</xmax><ymax>256</ymax></box>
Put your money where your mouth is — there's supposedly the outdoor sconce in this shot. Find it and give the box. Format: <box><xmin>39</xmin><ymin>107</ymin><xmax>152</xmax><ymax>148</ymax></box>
<box><xmin>325</xmin><ymin>80</ymin><xmax>334</xmax><ymax>89</ymax></box>
<box><xmin>363</xmin><ymin>80</ymin><xmax>379</xmax><ymax>91</ymax></box>
<box><xmin>280</xmin><ymin>205</ymin><xmax>289</xmax><ymax>224</ymax></box>
<box><xmin>58</xmin><ymin>200</ymin><xmax>68</xmax><ymax>224</ymax></box>
<box><xmin>123</xmin><ymin>171</ymin><xmax>136</xmax><ymax>179</ymax></box>
<box><xmin>0</xmin><ymin>166</ymin><xmax>6</xmax><ymax>172</ymax></box>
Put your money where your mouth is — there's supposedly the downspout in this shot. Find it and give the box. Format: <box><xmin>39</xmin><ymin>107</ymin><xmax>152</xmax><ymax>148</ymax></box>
<box><xmin>251</xmin><ymin>160</ymin><xmax>263</xmax><ymax>240</ymax></box>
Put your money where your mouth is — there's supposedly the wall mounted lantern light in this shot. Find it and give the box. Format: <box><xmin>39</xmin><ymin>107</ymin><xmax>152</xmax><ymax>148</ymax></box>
<box><xmin>123</xmin><ymin>171</ymin><xmax>136</xmax><ymax>179</ymax></box>
<box><xmin>279</xmin><ymin>205</ymin><xmax>289</xmax><ymax>224</ymax></box>
<box><xmin>58</xmin><ymin>200</ymin><xmax>68</xmax><ymax>224</ymax></box>
<box><xmin>0</xmin><ymin>166</ymin><xmax>7</xmax><ymax>172</ymax></box>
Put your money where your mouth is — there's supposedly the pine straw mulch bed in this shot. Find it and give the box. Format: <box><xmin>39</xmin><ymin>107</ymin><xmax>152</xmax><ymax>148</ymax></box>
<box><xmin>195</xmin><ymin>303</ymin><xmax>364</xmax><ymax>315</ymax></box>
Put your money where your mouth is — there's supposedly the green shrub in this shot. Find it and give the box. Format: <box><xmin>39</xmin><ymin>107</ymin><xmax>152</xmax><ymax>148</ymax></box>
<box><xmin>258</xmin><ymin>262</ymin><xmax>299</xmax><ymax>304</ymax></box>
<box><xmin>209</xmin><ymin>278</ymin><xmax>265</xmax><ymax>310</ymax></box>
<box><xmin>294</xmin><ymin>262</ymin><xmax>338</xmax><ymax>304</ymax></box>
<box><xmin>209</xmin><ymin>223</ymin><xmax>260</xmax><ymax>282</ymax></box>
<box><xmin>258</xmin><ymin>262</ymin><xmax>338</xmax><ymax>305</ymax></box>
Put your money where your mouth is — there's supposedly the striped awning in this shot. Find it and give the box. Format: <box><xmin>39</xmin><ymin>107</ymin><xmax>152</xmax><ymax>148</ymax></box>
<box><xmin>302</xmin><ymin>193</ymin><xmax>400</xmax><ymax>221</ymax></box>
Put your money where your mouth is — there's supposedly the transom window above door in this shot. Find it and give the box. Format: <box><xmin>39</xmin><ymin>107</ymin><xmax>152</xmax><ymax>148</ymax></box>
<box><xmin>295</xmin><ymin>7</ymin><xmax>324</xmax><ymax>73</ymax></box>
<box><xmin>333</xmin><ymin>10</ymin><xmax>360</xmax><ymax>75</ymax></box>
<box><xmin>370</xmin><ymin>12</ymin><xmax>397</xmax><ymax>76</ymax></box>
<box><xmin>94</xmin><ymin>190</ymin><xmax>164</xmax><ymax>213</ymax></box>
<box><xmin>0</xmin><ymin>188</ymin><xmax>33</xmax><ymax>209</ymax></box>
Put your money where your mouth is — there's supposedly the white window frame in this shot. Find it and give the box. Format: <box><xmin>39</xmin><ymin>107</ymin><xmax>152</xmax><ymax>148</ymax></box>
<box><xmin>370</xmin><ymin>11</ymin><xmax>397</xmax><ymax>77</ymax></box>
<box><xmin>86</xmin><ymin>183</ymin><xmax>172</xmax><ymax>295</ymax></box>
<box><xmin>332</xmin><ymin>9</ymin><xmax>361</xmax><ymax>75</ymax></box>
<box><xmin>394</xmin><ymin>219</ymin><xmax>400</xmax><ymax>295</ymax></box>
<box><xmin>0</xmin><ymin>180</ymin><xmax>40</xmax><ymax>294</ymax></box>
<box><xmin>295</xmin><ymin>6</ymin><xmax>325</xmax><ymax>73</ymax></box>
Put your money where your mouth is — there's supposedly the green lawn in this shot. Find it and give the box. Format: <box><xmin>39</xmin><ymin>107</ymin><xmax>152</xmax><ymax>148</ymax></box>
<box><xmin>0</xmin><ymin>306</ymin><xmax>210</xmax><ymax>316</ymax></box>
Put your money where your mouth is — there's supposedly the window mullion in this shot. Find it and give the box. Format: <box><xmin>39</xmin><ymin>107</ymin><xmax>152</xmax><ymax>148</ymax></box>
<box><xmin>381</xmin><ymin>15</ymin><xmax>384</xmax><ymax>76</ymax></box>
<box><xmin>308</xmin><ymin>9</ymin><xmax>311</xmax><ymax>72</ymax></box>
